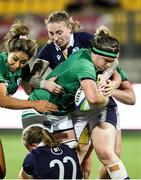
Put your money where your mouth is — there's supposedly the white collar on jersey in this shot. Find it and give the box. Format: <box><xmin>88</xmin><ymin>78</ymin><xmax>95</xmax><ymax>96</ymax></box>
<box><xmin>67</xmin><ymin>33</ymin><xmax>74</xmax><ymax>47</ymax></box>
<box><xmin>54</xmin><ymin>33</ymin><xmax>74</xmax><ymax>51</ymax></box>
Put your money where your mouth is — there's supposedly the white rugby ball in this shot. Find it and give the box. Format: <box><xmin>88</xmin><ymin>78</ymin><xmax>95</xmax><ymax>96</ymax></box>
<box><xmin>75</xmin><ymin>86</ymin><xmax>91</xmax><ymax>111</ymax></box>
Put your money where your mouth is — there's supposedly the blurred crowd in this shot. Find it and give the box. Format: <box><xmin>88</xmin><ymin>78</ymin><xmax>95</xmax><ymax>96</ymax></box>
<box><xmin>0</xmin><ymin>0</ymin><xmax>141</xmax><ymax>83</ymax></box>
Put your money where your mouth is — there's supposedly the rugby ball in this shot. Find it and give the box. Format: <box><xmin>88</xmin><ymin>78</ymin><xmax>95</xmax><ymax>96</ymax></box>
<box><xmin>75</xmin><ymin>86</ymin><xmax>91</xmax><ymax>111</ymax></box>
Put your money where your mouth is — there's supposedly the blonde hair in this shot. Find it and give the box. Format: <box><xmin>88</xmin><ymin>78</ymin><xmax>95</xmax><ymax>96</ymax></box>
<box><xmin>92</xmin><ymin>25</ymin><xmax>120</xmax><ymax>54</ymax></box>
<box><xmin>1</xmin><ymin>21</ymin><xmax>38</xmax><ymax>59</ymax></box>
<box><xmin>95</xmin><ymin>25</ymin><xmax>110</xmax><ymax>37</ymax></box>
<box><xmin>22</xmin><ymin>125</ymin><xmax>58</xmax><ymax>148</ymax></box>
<box><xmin>45</xmin><ymin>10</ymin><xmax>82</xmax><ymax>33</ymax></box>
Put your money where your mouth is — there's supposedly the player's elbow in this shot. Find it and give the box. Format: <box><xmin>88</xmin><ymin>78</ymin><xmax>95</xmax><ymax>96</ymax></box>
<box><xmin>127</xmin><ymin>92</ymin><xmax>136</xmax><ymax>105</ymax></box>
<box><xmin>129</xmin><ymin>96</ymin><xmax>136</xmax><ymax>105</ymax></box>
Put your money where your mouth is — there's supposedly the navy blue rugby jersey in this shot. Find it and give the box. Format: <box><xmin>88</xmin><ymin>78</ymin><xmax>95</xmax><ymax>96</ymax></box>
<box><xmin>22</xmin><ymin>144</ymin><xmax>82</xmax><ymax>179</ymax></box>
<box><xmin>37</xmin><ymin>32</ymin><xmax>93</xmax><ymax>69</ymax></box>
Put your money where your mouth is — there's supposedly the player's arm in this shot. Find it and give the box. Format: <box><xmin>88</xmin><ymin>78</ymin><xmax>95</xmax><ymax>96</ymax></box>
<box><xmin>0</xmin><ymin>140</ymin><xmax>6</xmax><ymax>179</ymax></box>
<box><xmin>81</xmin><ymin>79</ymin><xmax>109</xmax><ymax>108</ymax></box>
<box><xmin>97</xmin><ymin>58</ymin><xmax>119</xmax><ymax>85</ymax></box>
<box><xmin>0</xmin><ymin>83</ymin><xmax>58</xmax><ymax>112</ymax></box>
<box><xmin>112</xmin><ymin>80</ymin><xmax>136</xmax><ymax>105</ymax></box>
<box><xmin>29</xmin><ymin>59</ymin><xmax>49</xmax><ymax>89</ymax></box>
<box><xmin>110</xmin><ymin>70</ymin><xmax>122</xmax><ymax>89</ymax></box>
<box><xmin>29</xmin><ymin>59</ymin><xmax>64</xmax><ymax>94</ymax></box>
<box><xmin>97</xmin><ymin>59</ymin><xmax>121</xmax><ymax>92</ymax></box>
<box><xmin>18</xmin><ymin>168</ymin><xmax>33</xmax><ymax>179</ymax></box>
<box><xmin>101</xmin><ymin>72</ymin><xmax>122</xmax><ymax>97</ymax></box>
<box><xmin>101</xmin><ymin>58</ymin><xmax>119</xmax><ymax>79</ymax></box>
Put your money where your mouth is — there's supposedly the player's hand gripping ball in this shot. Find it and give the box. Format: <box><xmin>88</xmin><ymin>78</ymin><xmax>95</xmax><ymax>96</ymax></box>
<box><xmin>75</xmin><ymin>86</ymin><xmax>91</xmax><ymax>111</ymax></box>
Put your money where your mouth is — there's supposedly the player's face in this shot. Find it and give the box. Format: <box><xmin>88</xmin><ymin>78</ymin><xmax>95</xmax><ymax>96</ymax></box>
<box><xmin>47</xmin><ymin>21</ymin><xmax>71</xmax><ymax>49</ymax></box>
<box><xmin>7</xmin><ymin>51</ymin><xmax>29</xmax><ymax>72</ymax></box>
<box><xmin>92</xmin><ymin>53</ymin><xmax>115</xmax><ymax>71</ymax></box>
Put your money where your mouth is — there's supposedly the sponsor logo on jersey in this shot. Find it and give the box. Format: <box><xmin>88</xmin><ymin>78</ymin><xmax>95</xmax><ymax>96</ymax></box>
<box><xmin>57</xmin><ymin>55</ymin><xmax>61</xmax><ymax>61</ymax></box>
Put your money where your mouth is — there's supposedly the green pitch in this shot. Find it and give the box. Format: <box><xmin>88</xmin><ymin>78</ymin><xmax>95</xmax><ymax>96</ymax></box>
<box><xmin>0</xmin><ymin>130</ymin><xmax>141</xmax><ymax>179</ymax></box>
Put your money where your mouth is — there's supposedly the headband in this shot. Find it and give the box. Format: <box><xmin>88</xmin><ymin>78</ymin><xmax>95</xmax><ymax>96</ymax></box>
<box><xmin>92</xmin><ymin>47</ymin><xmax>118</xmax><ymax>58</ymax></box>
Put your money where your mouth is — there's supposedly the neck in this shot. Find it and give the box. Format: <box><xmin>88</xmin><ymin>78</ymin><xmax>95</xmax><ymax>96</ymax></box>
<box><xmin>38</xmin><ymin>141</ymin><xmax>45</xmax><ymax>147</ymax></box>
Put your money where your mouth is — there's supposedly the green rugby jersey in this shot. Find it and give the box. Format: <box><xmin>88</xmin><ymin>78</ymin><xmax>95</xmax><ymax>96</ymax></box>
<box><xmin>0</xmin><ymin>52</ymin><xmax>22</xmax><ymax>95</ymax></box>
<box><xmin>29</xmin><ymin>49</ymin><xmax>97</xmax><ymax>115</ymax></box>
<box><xmin>116</xmin><ymin>66</ymin><xmax>128</xmax><ymax>81</ymax></box>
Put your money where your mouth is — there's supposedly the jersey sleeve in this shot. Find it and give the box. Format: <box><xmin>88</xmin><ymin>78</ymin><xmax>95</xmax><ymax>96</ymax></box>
<box><xmin>0</xmin><ymin>55</ymin><xmax>6</xmax><ymax>83</ymax></box>
<box><xmin>37</xmin><ymin>44</ymin><xmax>52</xmax><ymax>62</ymax></box>
<box><xmin>72</xmin><ymin>58</ymin><xmax>96</xmax><ymax>81</ymax></box>
<box><xmin>116</xmin><ymin>66</ymin><xmax>128</xmax><ymax>81</ymax></box>
<box><xmin>22</xmin><ymin>153</ymin><xmax>34</xmax><ymax>176</ymax></box>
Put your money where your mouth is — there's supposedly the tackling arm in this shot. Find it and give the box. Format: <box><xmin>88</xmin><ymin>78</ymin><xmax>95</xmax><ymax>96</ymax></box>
<box><xmin>102</xmin><ymin>58</ymin><xmax>119</xmax><ymax>79</ymax></box>
<box><xmin>29</xmin><ymin>59</ymin><xmax>64</xmax><ymax>94</ymax></box>
<box><xmin>112</xmin><ymin>81</ymin><xmax>136</xmax><ymax>105</ymax></box>
<box><xmin>29</xmin><ymin>59</ymin><xmax>49</xmax><ymax>88</ymax></box>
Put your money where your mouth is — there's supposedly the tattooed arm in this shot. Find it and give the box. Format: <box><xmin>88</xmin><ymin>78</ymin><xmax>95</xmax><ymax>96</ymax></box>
<box><xmin>29</xmin><ymin>59</ymin><xmax>49</xmax><ymax>88</ymax></box>
<box><xmin>29</xmin><ymin>59</ymin><xmax>64</xmax><ymax>94</ymax></box>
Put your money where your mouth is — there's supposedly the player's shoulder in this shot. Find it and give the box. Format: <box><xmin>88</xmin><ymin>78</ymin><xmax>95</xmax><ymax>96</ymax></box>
<box><xmin>74</xmin><ymin>31</ymin><xmax>93</xmax><ymax>38</ymax></box>
<box><xmin>73</xmin><ymin>32</ymin><xmax>93</xmax><ymax>48</ymax></box>
<box><xmin>0</xmin><ymin>52</ymin><xmax>7</xmax><ymax>62</ymax></box>
<box><xmin>38</xmin><ymin>42</ymin><xmax>55</xmax><ymax>57</ymax></box>
<box><xmin>0</xmin><ymin>53</ymin><xmax>8</xmax><ymax>73</ymax></box>
<box><xmin>74</xmin><ymin>31</ymin><xmax>93</xmax><ymax>41</ymax></box>
<box><xmin>40</xmin><ymin>42</ymin><xmax>55</xmax><ymax>52</ymax></box>
<box><xmin>33</xmin><ymin>144</ymin><xmax>73</xmax><ymax>157</ymax></box>
<box><xmin>59</xmin><ymin>144</ymin><xmax>78</xmax><ymax>155</ymax></box>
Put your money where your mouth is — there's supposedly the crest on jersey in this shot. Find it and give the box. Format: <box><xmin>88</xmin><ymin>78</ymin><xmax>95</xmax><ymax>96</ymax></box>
<box><xmin>51</xmin><ymin>146</ymin><xmax>63</xmax><ymax>155</ymax></box>
<box><xmin>57</xmin><ymin>55</ymin><xmax>61</xmax><ymax>61</ymax></box>
<box><xmin>17</xmin><ymin>78</ymin><xmax>22</xmax><ymax>86</ymax></box>
<box><xmin>72</xmin><ymin>47</ymin><xmax>79</xmax><ymax>53</ymax></box>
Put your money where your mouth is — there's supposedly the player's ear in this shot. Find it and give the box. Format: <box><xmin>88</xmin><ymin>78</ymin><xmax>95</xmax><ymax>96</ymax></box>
<box><xmin>27</xmin><ymin>143</ymin><xmax>37</xmax><ymax>152</ymax></box>
<box><xmin>31</xmin><ymin>143</ymin><xmax>38</xmax><ymax>149</ymax></box>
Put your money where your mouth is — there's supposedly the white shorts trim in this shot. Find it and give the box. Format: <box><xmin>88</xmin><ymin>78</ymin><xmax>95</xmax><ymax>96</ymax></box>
<box><xmin>22</xmin><ymin>109</ymin><xmax>73</xmax><ymax>132</ymax></box>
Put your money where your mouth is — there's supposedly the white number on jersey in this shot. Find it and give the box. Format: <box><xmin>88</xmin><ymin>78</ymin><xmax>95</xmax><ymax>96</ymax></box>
<box><xmin>50</xmin><ymin>156</ymin><xmax>77</xmax><ymax>179</ymax></box>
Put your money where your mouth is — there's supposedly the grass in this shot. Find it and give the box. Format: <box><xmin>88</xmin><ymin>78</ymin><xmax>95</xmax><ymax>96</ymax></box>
<box><xmin>0</xmin><ymin>130</ymin><xmax>141</xmax><ymax>179</ymax></box>
<box><xmin>0</xmin><ymin>130</ymin><xmax>27</xmax><ymax>179</ymax></box>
